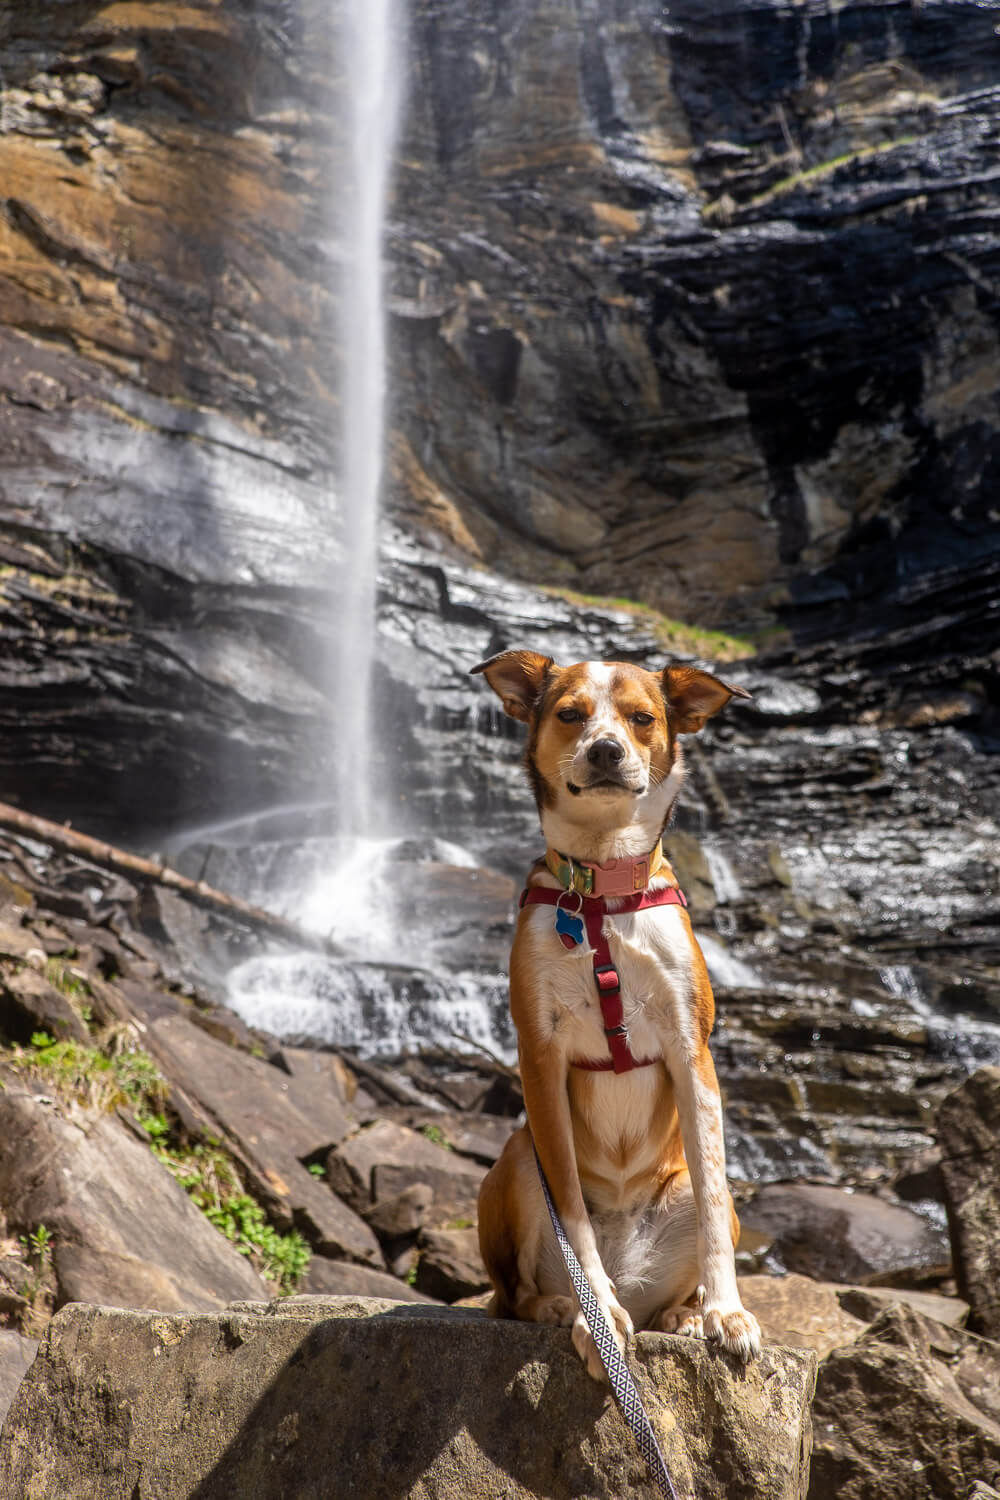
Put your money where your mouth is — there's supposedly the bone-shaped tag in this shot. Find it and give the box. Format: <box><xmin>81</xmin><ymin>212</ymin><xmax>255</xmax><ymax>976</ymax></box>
<box><xmin>555</xmin><ymin>907</ymin><xmax>584</xmax><ymax>948</ymax></box>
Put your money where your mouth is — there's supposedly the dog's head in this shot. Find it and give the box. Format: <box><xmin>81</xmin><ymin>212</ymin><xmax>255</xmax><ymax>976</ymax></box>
<box><xmin>471</xmin><ymin>651</ymin><xmax>751</xmax><ymax>844</ymax></box>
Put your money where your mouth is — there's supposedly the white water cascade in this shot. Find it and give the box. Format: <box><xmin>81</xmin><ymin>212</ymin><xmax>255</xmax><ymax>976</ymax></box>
<box><xmin>329</xmin><ymin>0</ymin><xmax>402</xmax><ymax>836</ymax></box>
<box><xmin>224</xmin><ymin>0</ymin><xmax>518</xmax><ymax>1055</ymax></box>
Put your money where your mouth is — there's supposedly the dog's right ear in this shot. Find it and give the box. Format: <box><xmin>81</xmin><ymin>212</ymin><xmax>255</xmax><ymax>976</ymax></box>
<box><xmin>470</xmin><ymin>650</ymin><xmax>555</xmax><ymax>723</ymax></box>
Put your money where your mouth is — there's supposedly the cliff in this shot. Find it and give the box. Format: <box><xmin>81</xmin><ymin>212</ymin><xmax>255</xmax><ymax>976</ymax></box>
<box><xmin>0</xmin><ymin>0</ymin><xmax>999</xmax><ymax>833</ymax></box>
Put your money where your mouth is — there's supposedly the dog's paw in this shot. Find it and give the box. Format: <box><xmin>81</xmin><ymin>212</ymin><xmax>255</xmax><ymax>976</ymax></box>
<box><xmin>571</xmin><ymin>1297</ymin><xmax>633</xmax><ymax>1383</ymax></box>
<box><xmin>532</xmin><ymin>1294</ymin><xmax>576</xmax><ymax>1326</ymax></box>
<box><xmin>703</xmin><ymin>1304</ymin><xmax>761</xmax><ymax>1361</ymax></box>
<box><xmin>654</xmin><ymin>1303</ymin><xmax>704</xmax><ymax>1339</ymax></box>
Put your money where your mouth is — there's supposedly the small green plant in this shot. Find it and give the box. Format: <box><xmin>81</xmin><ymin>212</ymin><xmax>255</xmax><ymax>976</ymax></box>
<box><xmin>307</xmin><ymin>1162</ymin><xmax>326</xmax><ymax>1178</ymax></box>
<box><xmin>152</xmin><ymin>1141</ymin><xmax>310</xmax><ymax>1293</ymax></box>
<box><xmin>17</xmin><ymin>1222</ymin><xmax>56</xmax><ymax>1335</ymax></box>
<box><xmin>110</xmin><ymin>1043</ymin><xmax>169</xmax><ymax>1134</ymax></box>
<box><xmin>44</xmin><ymin>958</ymin><xmax>91</xmax><ymax>1002</ymax></box>
<box><xmin>15</xmin><ymin>1032</ymin><xmax>121</xmax><ymax>1111</ymax></box>
<box><xmin>420</xmin><ymin>1125</ymin><xmax>451</xmax><ymax>1151</ymax></box>
<box><xmin>405</xmin><ymin>1261</ymin><xmax>419</xmax><ymax>1287</ymax></box>
<box><xmin>20</xmin><ymin>1223</ymin><xmax>53</xmax><ymax>1266</ymax></box>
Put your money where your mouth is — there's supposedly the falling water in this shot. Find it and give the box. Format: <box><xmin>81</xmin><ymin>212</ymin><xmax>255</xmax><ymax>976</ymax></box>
<box><xmin>330</xmin><ymin>0</ymin><xmax>401</xmax><ymax>836</ymax></box>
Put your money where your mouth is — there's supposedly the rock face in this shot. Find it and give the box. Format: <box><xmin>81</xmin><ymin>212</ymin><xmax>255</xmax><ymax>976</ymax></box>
<box><xmin>1</xmin><ymin>0</ymin><xmax>999</xmax><ymax>833</ymax></box>
<box><xmin>390</xmin><ymin>0</ymin><xmax>1000</xmax><ymax>627</ymax></box>
<box><xmin>808</xmin><ymin>1303</ymin><xmax>1000</xmax><ymax>1500</ymax></box>
<box><xmin>0</xmin><ymin>1297</ymin><xmax>817</xmax><ymax>1500</ymax></box>
<box><xmin>937</xmin><ymin>1067</ymin><xmax>1000</xmax><ymax>1340</ymax></box>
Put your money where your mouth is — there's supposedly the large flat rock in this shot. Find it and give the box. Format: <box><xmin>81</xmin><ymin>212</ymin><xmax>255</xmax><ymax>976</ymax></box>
<box><xmin>0</xmin><ymin>1297</ymin><xmax>816</xmax><ymax>1500</ymax></box>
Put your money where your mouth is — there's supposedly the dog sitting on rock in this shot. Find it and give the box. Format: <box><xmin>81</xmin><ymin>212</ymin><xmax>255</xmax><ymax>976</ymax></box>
<box><xmin>472</xmin><ymin>650</ymin><xmax>760</xmax><ymax>1379</ymax></box>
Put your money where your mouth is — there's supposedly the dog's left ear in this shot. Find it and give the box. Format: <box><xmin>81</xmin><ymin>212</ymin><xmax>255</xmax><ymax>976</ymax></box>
<box><xmin>661</xmin><ymin>665</ymin><xmax>752</xmax><ymax>734</ymax></box>
<box><xmin>470</xmin><ymin>649</ymin><xmax>555</xmax><ymax>723</ymax></box>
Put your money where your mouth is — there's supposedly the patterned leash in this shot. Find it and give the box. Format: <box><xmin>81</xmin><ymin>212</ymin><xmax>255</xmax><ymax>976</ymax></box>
<box><xmin>534</xmin><ymin>1149</ymin><xmax>681</xmax><ymax>1500</ymax></box>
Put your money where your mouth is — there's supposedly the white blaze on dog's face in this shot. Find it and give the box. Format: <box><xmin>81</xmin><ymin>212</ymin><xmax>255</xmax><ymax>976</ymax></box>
<box><xmin>471</xmin><ymin>651</ymin><xmax>750</xmax><ymax>855</ymax></box>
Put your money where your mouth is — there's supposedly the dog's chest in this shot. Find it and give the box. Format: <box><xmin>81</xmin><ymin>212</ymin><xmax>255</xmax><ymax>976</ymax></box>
<box><xmin>518</xmin><ymin>901</ymin><xmax>696</xmax><ymax>1062</ymax></box>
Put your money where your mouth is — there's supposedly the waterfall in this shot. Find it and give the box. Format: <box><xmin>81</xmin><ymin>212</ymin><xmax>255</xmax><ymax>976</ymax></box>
<box><xmin>330</xmin><ymin>0</ymin><xmax>401</xmax><ymax>836</ymax></box>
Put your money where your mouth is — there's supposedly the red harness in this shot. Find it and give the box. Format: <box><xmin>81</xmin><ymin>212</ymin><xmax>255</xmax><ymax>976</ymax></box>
<box><xmin>518</xmin><ymin>884</ymin><xmax>688</xmax><ymax>1074</ymax></box>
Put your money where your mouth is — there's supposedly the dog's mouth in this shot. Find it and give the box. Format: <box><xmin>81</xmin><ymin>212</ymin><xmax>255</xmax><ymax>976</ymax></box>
<box><xmin>567</xmin><ymin>776</ymin><xmax>645</xmax><ymax>797</ymax></box>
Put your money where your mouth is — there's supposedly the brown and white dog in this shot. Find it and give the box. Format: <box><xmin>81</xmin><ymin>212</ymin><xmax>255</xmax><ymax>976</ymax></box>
<box><xmin>472</xmin><ymin>650</ymin><xmax>761</xmax><ymax>1379</ymax></box>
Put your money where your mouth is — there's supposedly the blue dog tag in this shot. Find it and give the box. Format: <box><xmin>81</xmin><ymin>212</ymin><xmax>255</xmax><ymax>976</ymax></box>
<box><xmin>555</xmin><ymin>907</ymin><xmax>584</xmax><ymax>946</ymax></box>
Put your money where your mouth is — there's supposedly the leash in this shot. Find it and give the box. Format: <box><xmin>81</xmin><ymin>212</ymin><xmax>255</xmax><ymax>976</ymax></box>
<box><xmin>534</xmin><ymin>1148</ymin><xmax>681</xmax><ymax>1500</ymax></box>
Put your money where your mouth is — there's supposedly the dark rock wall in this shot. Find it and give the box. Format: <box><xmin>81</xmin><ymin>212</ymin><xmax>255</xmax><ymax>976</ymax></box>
<box><xmin>390</xmin><ymin>0</ymin><xmax>1000</xmax><ymax>629</ymax></box>
<box><xmin>0</xmin><ymin>0</ymin><xmax>998</xmax><ymax>841</ymax></box>
<box><xmin>0</xmin><ymin>1</ymin><xmax>342</xmax><ymax>830</ymax></box>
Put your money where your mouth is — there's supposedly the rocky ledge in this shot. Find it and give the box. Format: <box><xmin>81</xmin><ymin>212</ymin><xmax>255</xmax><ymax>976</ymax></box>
<box><xmin>0</xmin><ymin>1297</ymin><xmax>815</xmax><ymax>1500</ymax></box>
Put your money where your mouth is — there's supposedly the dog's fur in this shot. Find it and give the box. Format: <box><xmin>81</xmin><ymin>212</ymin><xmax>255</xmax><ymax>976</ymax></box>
<box><xmin>472</xmin><ymin>651</ymin><xmax>761</xmax><ymax>1378</ymax></box>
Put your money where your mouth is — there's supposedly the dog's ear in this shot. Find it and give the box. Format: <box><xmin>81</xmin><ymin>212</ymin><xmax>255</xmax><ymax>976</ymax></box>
<box><xmin>661</xmin><ymin>665</ymin><xmax>752</xmax><ymax>734</ymax></box>
<box><xmin>470</xmin><ymin>650</ymin><xmax>555</xmax><ymax>723</ymax></box>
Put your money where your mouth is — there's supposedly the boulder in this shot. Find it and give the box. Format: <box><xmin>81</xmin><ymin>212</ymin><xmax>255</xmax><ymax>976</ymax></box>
<box><xmin>373</xmin><ymin>1160</ymin><xmax>484</xmax><ymax>1231</ymax></box>
<box><xmin>414</xmin><ymin>1227</ymin><xmax>490</xmax><ymax>1303</ymax></box>
<box><xmin>808</xmin><ymin>1304</ymin><xmax>1000</xmax><ymax>1500</ymax></box>
<box><xmin>326</xmin><ymin>1119</ymin><xmax>465</xmax><ymax>1214</ymax></box>
<box><xmin>740</xmin><ymin>1184</ymin><xmax>949</xmax><ymax>1285</ymax></box>
<box><xmin>937</xmin><ymin>1067</ymin><xmax>1000</xmax><ymax>1339</ymax></box>
<box><xmin>0</xmin><ymin>964</ymin><xmax>91</xmax><ymax>1046</ymax></box>
<box><xmin>0</xmin><ymin>1297</ymin><xmax>817</xmax><ymax>1499</ymax></box>
<box><xmin>300</xmin><ymin>1258</ymin><xmax>434</xmax><ymax>1304</ymax></box>
<box><xmin>0</xmin><ymin>1080</ymin><xmax>267</xmax><ymax>1312</ymax></box>
<box><xmin>739</xmin><ymin>1273</ymin><xmax>970</xmax><ymax>1362</ymax></box>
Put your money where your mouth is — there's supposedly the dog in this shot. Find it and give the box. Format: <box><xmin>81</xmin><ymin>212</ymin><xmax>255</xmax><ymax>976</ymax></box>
<box><xmin>472</xmin><ymin>649</ymin><xmax>761</xmax><ymax>1380</ymax></box>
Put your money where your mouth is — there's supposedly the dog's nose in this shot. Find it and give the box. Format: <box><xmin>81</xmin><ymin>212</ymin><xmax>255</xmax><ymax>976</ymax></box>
<box><xmin>587</xmin><ymin>738</ymin><xmax>626</xmax><ymax>774</ymax></box>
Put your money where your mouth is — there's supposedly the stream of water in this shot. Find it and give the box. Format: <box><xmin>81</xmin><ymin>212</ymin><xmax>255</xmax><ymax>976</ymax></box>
<box><xmin>329</xmin><ymin>0</ymin><xmax>401</xmax><ymax>838</ymax></box>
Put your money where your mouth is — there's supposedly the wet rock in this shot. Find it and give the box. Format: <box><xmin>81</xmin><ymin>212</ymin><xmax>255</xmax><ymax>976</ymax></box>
<box><xmin>808</xmin><ymin>1304</ymin><xmax>1000</xmax><ymax>1500</ymax></box>
<box><xmin>740</xmin><ymin>1184</ymin><xmax>950</xmax><ymax>1285</ymax></box>
<box><xmin>937</xmin><ymin>1067</ymin><xmax>1000</xmax><ymax>1340</ymax></box>
<box><xmin>0</xmin><ymin>1299</ymin><xmax>818</xmax><ymax>1500</ymax></box>
<box><xmin>0</xmin><ymin>1080</ymin><xmax>267</xmax><ymax>1312</ymax></box>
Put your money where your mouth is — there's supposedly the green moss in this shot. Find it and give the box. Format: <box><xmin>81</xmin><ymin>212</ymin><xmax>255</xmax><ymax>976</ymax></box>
<box><xmin>420</xmin><ymin>1124</ymin><xmax>451</xmax><ymax>1151</ymax></box>
<box><xmin>704</xmin><ymin>136</ymin><xmax>918</xmax><ymax>220</ymax></box>
<box><xmin>540</xmin><ymin>585</ymin><xmax>757</xmax><ymax>662</ymax></box>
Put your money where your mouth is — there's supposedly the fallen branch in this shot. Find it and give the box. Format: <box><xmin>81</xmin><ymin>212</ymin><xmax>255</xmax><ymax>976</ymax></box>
<box><xmin>0</xmin><ymin>798</ymin><xmax>340</xmax><ymax>957</ymax></box>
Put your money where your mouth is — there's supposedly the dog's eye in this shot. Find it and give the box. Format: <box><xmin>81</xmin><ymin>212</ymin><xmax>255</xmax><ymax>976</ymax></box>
<box><xmin>630</xmin><ymin>712</ymin><xmax>655</xmax><ymax>727</ymax></box>
<box><xmin>557</xmin><ymin>707</ymin><xmax>583</xmax><ymax>723</ymax></box>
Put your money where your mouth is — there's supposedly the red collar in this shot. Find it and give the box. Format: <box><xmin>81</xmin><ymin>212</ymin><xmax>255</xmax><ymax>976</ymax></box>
<box><xmin>519</xmin><ymin>884</ymin><xmax>688</xmax><ymax>1073</ymax></box>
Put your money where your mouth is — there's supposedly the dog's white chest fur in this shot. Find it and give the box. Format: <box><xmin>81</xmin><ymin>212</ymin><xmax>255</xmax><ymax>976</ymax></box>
<box><xmin>519</xmin><ymin>899</ymin><xmax>697</xmax><ymax>1064</ymax></box>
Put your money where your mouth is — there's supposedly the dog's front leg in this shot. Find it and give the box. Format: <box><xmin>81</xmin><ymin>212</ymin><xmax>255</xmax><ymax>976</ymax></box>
<box><xmin>670</xmin><ymin>1044</ymin><xmax>761</xmax><ymax>1360</ymax></box>
<box><xmin>517</xmin><ymin>1038</ymin><xmax>634</xmax><ymax>1380</ymax></box>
